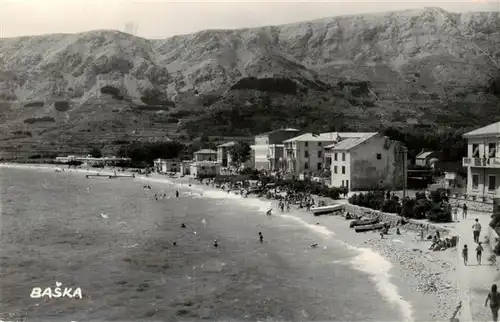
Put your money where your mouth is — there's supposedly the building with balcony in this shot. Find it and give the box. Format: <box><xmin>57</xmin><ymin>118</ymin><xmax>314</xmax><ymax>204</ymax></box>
<box><xmin>325</xmin><ymin>132</ymin><xmax>406</xmax><ymax>191</ymax></box>
<box><xmin>252</xmin><ymin>128</ymin><xmax>300</xmax><ymax>170</ymax></box>
<box><xmin>462</xmin><ymin>122</ymin><xmax>500</xmax><ymax>200</ymax></box>
<box><xmin>217</xmin><ymin>141</ymin><xmax>235</xmax><ymax>167</ymax></box>
<box><xmin>194</xmin><ymin>149</ymin><xmax>217</xmax><ymax>162</ymax></box>
<box><xmin>216</xmin><ymin>141</ymin><xmax>254</xmax><ymax>169</ymax></box>
<box><xmin>282</xmin><ymin>132</ymin><xmax>338</xmax><ymax>174</ymax></box>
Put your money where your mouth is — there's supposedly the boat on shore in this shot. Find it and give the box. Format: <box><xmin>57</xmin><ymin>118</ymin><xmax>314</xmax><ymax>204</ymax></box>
<box><xmin>354</xmin><ymin>222</ymin><xmax>387</xmax><ymax>233</ymax></box>
<box><xmin>310</xmin><ymin>204</ymin><xmax>344</xmax><ymax>216</ymax></box>
<box><xmin>349</xmin><ymin>217</ymin><xmax>379</xmax><ymax>228</ymax></box>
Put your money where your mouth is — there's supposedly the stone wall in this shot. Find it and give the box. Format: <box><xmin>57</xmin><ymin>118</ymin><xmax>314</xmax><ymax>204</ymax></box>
<box><xmin>344</xmin><ymin>203</ymin><xmax>453</xmax><ymax>236</ymax></box>
<box><xmin>449</xmin><ymin>196</ymin><xmax>493</xmax><ymax>213</ymax></box>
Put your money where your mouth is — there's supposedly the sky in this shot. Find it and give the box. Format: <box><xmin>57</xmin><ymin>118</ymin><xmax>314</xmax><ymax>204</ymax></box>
<box><xmin>0</xmin><ymin>0</ymin><xmax>499</xmax><ymax>39</ymax></box>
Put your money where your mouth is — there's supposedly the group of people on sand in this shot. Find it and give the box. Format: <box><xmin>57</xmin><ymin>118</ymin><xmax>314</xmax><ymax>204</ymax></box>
<box><xmin>201</xmin><ymin>177</ymin><xmax>329</xmax><ymax>215</ymax></box>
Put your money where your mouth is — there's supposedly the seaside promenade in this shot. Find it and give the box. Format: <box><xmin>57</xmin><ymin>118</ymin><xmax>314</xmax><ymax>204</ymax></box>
<box><xmin>453</xmin><ymin>210</ymin><xmax>500</xmax><ymax>321</ymax></box>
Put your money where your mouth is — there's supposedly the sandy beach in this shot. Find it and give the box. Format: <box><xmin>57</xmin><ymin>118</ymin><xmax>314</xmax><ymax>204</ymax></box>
<box><xmin>0</xmin><ymin>163</ymin><xmax>460</xmax><ymax>321</ymax></box>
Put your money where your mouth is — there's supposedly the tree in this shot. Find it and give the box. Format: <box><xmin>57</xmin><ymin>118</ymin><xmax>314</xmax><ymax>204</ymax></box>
<box><xmin>228</xmin><ymin>141</ymin><xmax>251</xmax><ymax>168</ymax></box>
<box><xmin>88</xmin><ymin>147</ymin><xmax>102</xmax><ymax>158</ymax></box>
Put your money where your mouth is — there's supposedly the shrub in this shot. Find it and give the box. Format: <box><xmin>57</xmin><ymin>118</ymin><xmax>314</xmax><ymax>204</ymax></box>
<box><xmin>24</xmin><ymin>101</ymin><xmax>44</xmax><ymax>108</ymax></box>
<box><xmin>54</xmin><ymin>101</ymin><xmax>70</xmax><ymax>112</ymax></box>
<box><xmin>349</xmin><ymin>190</ymin><xmax>452</xmax><ymax>223</ymax></box>
<box><xmin>100</xmin><ymin>86</ymin><xmax>120</xmax><ymax>96</ymax></box>
<box><xmin>24</xmin><ymin>116</ymin><xmax>55</xmax><ymax>124</ymax></box>
<box><xmin>426</xmin><ymin>203</ymin><xmax>452</xmax><ymax>223</ymax></box>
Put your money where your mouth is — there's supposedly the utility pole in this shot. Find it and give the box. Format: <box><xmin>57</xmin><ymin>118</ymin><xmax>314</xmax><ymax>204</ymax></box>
<box><xmin>403</xmin><ymin>146</ymin><xmax>408</xmax><ymax>199</ymax></box>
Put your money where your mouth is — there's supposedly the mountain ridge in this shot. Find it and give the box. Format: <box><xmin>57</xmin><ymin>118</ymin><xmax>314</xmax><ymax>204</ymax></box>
<box><xmin>0</xmin><ymin>7</ymin><xmax>499</xmax><ymax>156</ymax></box>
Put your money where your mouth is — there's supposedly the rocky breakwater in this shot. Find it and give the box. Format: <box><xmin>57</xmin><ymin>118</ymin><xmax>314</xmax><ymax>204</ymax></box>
<box><xmin>345</xmin><ymin>203</ymin><xmax>451</xmax><ymax>235</ymax></box>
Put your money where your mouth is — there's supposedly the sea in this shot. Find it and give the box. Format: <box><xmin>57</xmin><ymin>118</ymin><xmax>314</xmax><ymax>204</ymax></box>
<box><xmin>0</xmin><ymin>165</ymin><xmax>414</xmax><ymax>322</ymax></box>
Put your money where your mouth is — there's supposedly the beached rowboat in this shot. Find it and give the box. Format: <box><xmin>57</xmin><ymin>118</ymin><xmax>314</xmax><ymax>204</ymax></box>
<box><xmin>349</xmin><ymin>217</ymin><xmax>379</xmax><ymax>228</ymax></box>
<box><xmin>354</xmin><ymin>223</ymin><xmax>387</xmax><ymax>233</ymax></box>
<box><xmin>310</xmin><ymin>204</ymin><xmax>344</xmax><ymax>215</ymax></box>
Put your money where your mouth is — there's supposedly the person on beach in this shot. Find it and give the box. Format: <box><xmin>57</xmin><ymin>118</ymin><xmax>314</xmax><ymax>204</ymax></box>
<box><xmin>453</xmin><ymin>207</ymin><xmax>458</xmax><ymax>222</ymax></box>
<box><xmin>473</xmin><ymin>218</ymin><xmax>482</xmax><ymax>243</ymax></box>
<box><xmin>485</xmin><ymin>284</ymin><xmax>500</xmax><ymax>322</ymax></box>
<box><xmin>286</xmin><ymin>202</ymin><xmax>290</xmax><ymax>212</ymax></box>
<box><xmin>266</xmin><ymin>209</ymin><xmax>272</xmax><ymax>216</ymax></box>
<box><xmin>258</xmin><ymin>232</ymin><xmax>263</xmax><ymax>243</ymax></box>
<box><xmin>176</xmin><ymin>190</ymin><xmax>179</xmax><ymax>198</ymax></box>
<box><xmin>463</xmin><ymin>203</ymin><xmax>468</xmax><ymax>219</ymax></box>
<box><xmin>462</xmin><ymin>244</ymin><xmax>469</xmax><ymax>266</ymax></box>
<box><xmin>477</xmin><ymin>242</ymin><xmax>484</xmax><ymax>265</ymax></box>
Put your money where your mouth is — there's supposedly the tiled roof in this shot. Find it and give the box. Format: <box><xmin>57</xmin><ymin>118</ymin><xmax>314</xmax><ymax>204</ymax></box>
<box><xmin>325</xmin><ymin>133</ymin><xmax>378</xmax><ymax>151</ymax></box>
<box><xmin>256</xmin><ymin>128</ymin><xmax>300</xmax><ymax>136</ymax></box>
<box><xmin>416</xmin><ymin>151</ymin><xmax>435</xmax><ymax>159</ymax></box>
<box><xmin>217</xmin><ymin>141</ymin><xmax>236</xmax><ymax>148</ymax></box>
<box><xmin>463</xmin><ymin>121</ymin><xmax>500</xmax><ymax>138</ymax></box>
<box><xmin>283</xmin><ymin>132</ymin><xmax>339</xmax><ymax>143</ymax></box>
<box><xmin>194</xmin><ymin>149</ymin><xmax>217</xmax><ymax>154</ymax></box>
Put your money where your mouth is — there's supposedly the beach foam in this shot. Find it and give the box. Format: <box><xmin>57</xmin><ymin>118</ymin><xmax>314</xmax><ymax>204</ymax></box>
<box><xmin>349</xmin><ymin>247</ymin><xmax>414</xmax><ymax>322</ymax></box>
<box><xmin>279</xmin><ymin>214</ymin><xmax>335</xmax><ymax>237</ymax></box>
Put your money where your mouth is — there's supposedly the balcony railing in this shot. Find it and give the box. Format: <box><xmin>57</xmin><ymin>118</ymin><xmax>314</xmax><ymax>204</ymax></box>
<box><xmin>463</xmin><ymin>157</ymin><xmax>500</xmax><ymax>167</ymax></box>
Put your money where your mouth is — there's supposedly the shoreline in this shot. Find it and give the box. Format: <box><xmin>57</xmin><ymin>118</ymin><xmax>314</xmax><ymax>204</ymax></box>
<box><xmin>1</xmin><ymin>163</ymin><xmax>460</xmax><ymax>321</ymax></box>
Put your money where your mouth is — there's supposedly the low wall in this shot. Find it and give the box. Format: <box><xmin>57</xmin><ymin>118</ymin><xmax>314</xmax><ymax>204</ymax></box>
<box><xmin>449</xmin><ymin>196</ymin><xmax>493</xmax><ymax>213</ymax></box>
<box><xmin>344</xmin><ymin>203</ymin><xmax>453</xmax><ymax>236</ymax></box>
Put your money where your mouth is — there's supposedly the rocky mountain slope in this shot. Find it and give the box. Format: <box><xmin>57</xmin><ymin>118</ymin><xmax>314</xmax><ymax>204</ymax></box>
<box><xmin>0</xmin><ymin>7</ymin><xmax>499</xmax><ymax>156</ymax></box>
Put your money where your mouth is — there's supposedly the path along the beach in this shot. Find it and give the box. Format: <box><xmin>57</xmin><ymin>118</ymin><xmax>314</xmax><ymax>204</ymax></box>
<box><xmin>443</xmin><ymin>209</ymin><xmax>500</xmax><ymax>321</ymax></box>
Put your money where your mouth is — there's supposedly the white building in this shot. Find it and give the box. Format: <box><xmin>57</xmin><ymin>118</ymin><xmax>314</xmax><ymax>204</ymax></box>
<box><xmin>190</xmin><ymin>161</ymin><xmax>220</xmax><ymax>178</ymax></box>
<box><xmin>194</xmin><ymin>149</ymin><xmax>217</xmax><ymax>162</ymax></box>
<box><xmin>325</xmin><ymin>132</ymin><xmax>406</xmax><ymax>191</ymax></box>
<box><xmin>462</xmin><ymin>122</ymin><xmax>500</xmax><ymax>200</ymax></box>
<box><xmin>252</xmin><ymin>128</ymin><xmax>300</xmax><ymax>170</ymax></box>
<box><xmin>282</xmin><ymin>132</ymin><xmax>338</xmax><ymax>174</ymax></box>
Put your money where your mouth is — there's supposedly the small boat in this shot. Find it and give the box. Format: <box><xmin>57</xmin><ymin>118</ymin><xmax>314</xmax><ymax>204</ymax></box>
<box><xmin>311</xmin><ymin>204</ymin><xmax>345</xmax><ymax>216</ymax></box>
<box><xmin>349</xmin><ymin>217</ymin><xmax>379</xmax><ymax>228</ymax></box>
<box><xmin>354</xmin><ymin>223</ymin><xmax>387</xmax><ymax>233</ymax></box>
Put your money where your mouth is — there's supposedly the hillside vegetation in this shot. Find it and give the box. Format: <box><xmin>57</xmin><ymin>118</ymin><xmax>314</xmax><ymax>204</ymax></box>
<box><xmin>0</xmin><ymin>7</ymin><xmax>499</xmax><ymax>158</ymax></box>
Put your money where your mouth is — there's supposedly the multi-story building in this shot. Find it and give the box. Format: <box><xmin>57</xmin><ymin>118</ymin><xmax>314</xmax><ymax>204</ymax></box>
<box><xmin>217</xmin><ymin>142</ymin><xmax>235</xmax><ymax>167</ymax></box>
<box><xmin>462</xmin><ymin>122</ymin><xmax>500</xmax><ymax>200</ymax></box>
<box><xmin>194</xmin><ymin>149</ymin><xmax>217</xmax><ymax>162</ymax></box>
<box><xmin>282</xmin><ymin>133</ymin><xmax>338</xmax><ymax>173</ymax></box>
<box><xmin>216</xmin><ymin>141</ymin><xmax>254</xmax><ymax>169</ymax></box>
<box><xmin>252</xmin><ymin>128</ymin><xmax>300</xmax><ymax>170</ymax></box>
<box><xmin>325</xmin><ymin>132</ymin><xmax>406</xmax><ymax>191</ymax></box>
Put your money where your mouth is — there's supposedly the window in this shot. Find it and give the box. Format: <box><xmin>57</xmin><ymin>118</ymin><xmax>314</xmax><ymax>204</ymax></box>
<box><xmin>317</xmin><ymin>150</ymin><xmax>322</xmax><ymax>158</ymax></box>
<box><xmin>342</xmin><ymin>153</ymin><xmax>346</xmax><ymax>161</ymax></box>
<box><xmin>472</xmin><ymin>174</ymin><xmax>479</xmax><ymax>190</ymax></box>
<box><xmin>318</xmin><ymin>142</ymin><xmax>322</xmax><ymax>147</ymax></box>
<box><xmin>305</xmin><ymin>150</ymin><xmax>309</xmax><ymax>158</ymax></box>
<box><xmin>489</xmin><ymin>143</ymin><xmax>497</xmax><ymax>158</ymax></box>
<box><xmin>489</xmin><ymin>175</ymin><xmax>496</xmax><ymax>191</ymax></box>
<box><xmin>346</xmin><ymin>180</ymin><xmax>349</xmax><ymax>188</ymax></box>
<box><xmin>334</xmin><ymin>166</ymin><xmax>338</xmax><ymax>174</ymax></box>
<box><xmin>341</xmin><ymin>180</ymin><xmax>344</xmax><ymax>186</ymax></box>
<box><xmin>376</xmin><ymin>153</ymin><xmax>382</xmax><ymax>160</ymax></box>
<box><xmin>305</xmin><ymin>141</ymin><xmax>309</xmax><ymax>147</ymax></box>
<box><xmin>342</xmin><ymin>166</ymin><xmax>346</xmax><ymax>174</ymax></box>
<box><xmin>304</xmin><ymin>162</ymin><xmax>309</xmax><ymax>169</ymax></box>
<box><xmin>334</xmin><ymin>153</ymin><xmax>338</xmax><ymax>161</ymax></box>
<box><xmin>317</xmin><ymin>163</ymin><xmax>322</xmax><ymax>170</ymax></box>
<box><xmin>472</xmin><ymin>144</ymin><xmax>479</xmax><ymax>158</ymax></box>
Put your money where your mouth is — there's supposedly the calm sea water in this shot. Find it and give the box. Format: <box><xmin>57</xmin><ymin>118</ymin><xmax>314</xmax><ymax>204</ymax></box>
<box><xmin>0</xmin><ymin>167</ymin><xmax>403</xmax><ymax>322</ymax></box>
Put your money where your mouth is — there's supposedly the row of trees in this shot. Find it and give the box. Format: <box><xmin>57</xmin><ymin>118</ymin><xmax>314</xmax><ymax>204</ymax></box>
<box><xmin>349</xmin><ymin>189</ymin><xmax>452</xmax><ymax>223</ymax></box>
